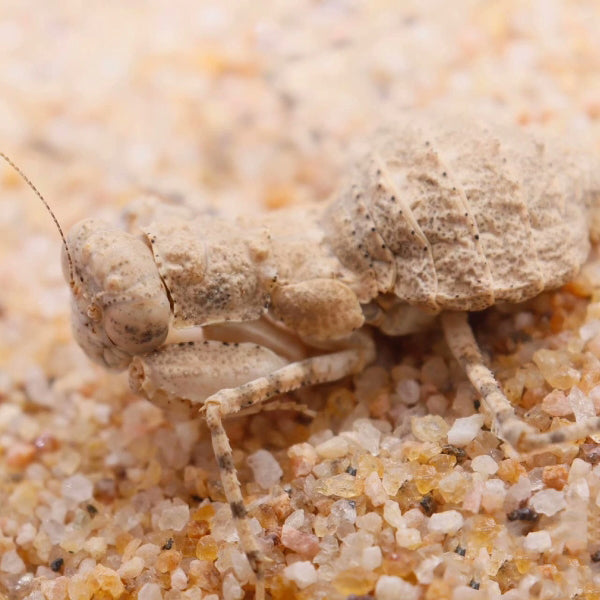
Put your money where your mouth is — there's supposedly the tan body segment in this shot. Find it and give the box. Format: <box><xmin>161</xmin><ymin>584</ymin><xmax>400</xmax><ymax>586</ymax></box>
<box><xmin>58</xmin><ymin>114</ymin><xmax>600</xmax><ymax>598</ymax></box>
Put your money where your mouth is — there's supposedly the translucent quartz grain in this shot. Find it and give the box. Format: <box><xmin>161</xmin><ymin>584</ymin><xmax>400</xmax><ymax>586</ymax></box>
<box><xmin>411</xmin><ymin>415</ymin><xmax>450</xmax><ymax>442</ymax></box>
<box><xmin>195</xmin><ymin>536</ymin><xmax>218</xmax><ymax>561</ymax></box>
<box><xmin>333</xmin><ymin>568</ymin><xmax>378</xmax><ymax>595</ymax></box>
<box><xmin>505</xmin><ymin>476</ymin><xmax>533</xmax><ymax>512</ymax></box>
<box><xmin>532</xmin><ymin>349</ymin><xmax>581</xmax><ymax>389</ymax></box>
<box><xmin>568</xmin><ymin>458</ymin><xmax>592</xmax><ymax>481</ymax></box>
<box><xmin>0</xmin><ymin>549</ymin><xmax>25</xmax><ymax>574</ymax></box>
<box><xmin>314</xmin><ymin>473</ymin><xmax>361</xmax><ymax>498</ymax></box>
<box><xmin>447</xmin><ymin>415</ymin><xmax>484</xmax><ymax>446</ymax></box>
<box><xmin>383</xmin><ymin>500</ymin><xmax>404</xmax><ymax>529</ymax></box>
<box><xmin>67</xmin><ymin>574</ymin><xmax>91</xmax><ymax>600</ymax></box>
<box><xmin>171</xmin><ymin>566</ymin><xmax>188</xmax><ymax>590</ymax></box>
<box><xmin>288</xmin><ymin>442</ymin><xmax>319</xmax><ymax>476</ymax></box>
<box><xmin>328</xmin><ymin>499</ymin><xmax>357</xmax><ymax>536</ymax></box>
<box><xmin>117</xmin><ymin>556</ymin><xmax>144</xmax><ymax>579</ymax></box>
<box><xmin>361</xmin><ymin>546</ymin><xmax>382</xmax><ymax>570</ymax></box>
<box><xmin>395</xmin><ymin>528</ymin><xmax>421</xmax><ymax>549</ymax></box>
<box><xmin>281</xmin><ymin>524</ymin><xmax>320</xmax><ymax>557</ymax></box>
<box><xmin>83</xmin><ymin>536</ymin><xmax>107</xmax><ymax>559</ymax></box>
<box><xmin>529</xmin><ymin>489</ymin><xmax>566</xmax><ymax>516</ymax></box>
<box><xmin>541</xmin><ymin>389</ymin><xmax>571</xmax><ymax>416</ymax></box>
<box><xmin>415</xmin><ymin>555</ymin><xmax>442</xmax><ymax>584</ymax></box>
<box><xmin>363</xmin><ymin>472</ymin><xmax>387</xmax><ymax>506</ymax></box>
<box><xmin>283</xmin><ymin>561</ymin><xmax>318</xmax><ymax>589</ymax></box>
<box><xmin>91</xmin><ymin>565</ymin><xmax>125</xmax><ymax>598</ymax></box>
<box><xmin>61</xmin><ymin>474</ymin><xmax>93</xmax><ymax>503</ymax></box>
<box><xmin>247</xmin><ymin>449</ymin><xmax>283</xmax><ymax>488</ymax></box>
<box><xmin>315</xmin><ymin>436</ymin><xmax>349</xmax><ymax>459</ymax></box>
<box><xmin>382</xmin><ymin>463</ymin><xmax>411</xmax><ymax>495</ymax></box>
<box><xmin>497</xmin><ymin>459</ymin><xmax>527</xmax><ymax>484</ymax></box>
<box><xmin>40</xmin><ymin>577</ymin><xmax>68</xmax><ymax>600</ymax></box>
<box><xmin>157</xmin><ymin>503</ymin><xmax>190</xmax><ymax>531</ymax></box>
<box><xmin>481</xmin><ymin>478</ymin><xmax>506</xmax><ymax>513</ymax></box>
<box><xmin>438</xmin><ymin>471</ymin><xmax>469</xmax><ymax>504</ymax></box>
<box><xmin>138</xmin><ymin>582</ymin><xmax>163</xmax><ymax>600</ymax></box>
<box><xmin>356</xmin><ymin>512</ymin><xmax>383</xmax><ymax>533</ymax></box>
<box><xmin>567</xmin><ymin>387</ymin><xmax>596</xmax><ymax>423</ymax></box>
<box><xmin>135</xmin><ymin>543</ymin><xmax>161</xmax><ymax>566</ymax></box>
<box><xmin>156</xmin><ymin>549</ymin><xmax>182</xmax><ymax>573</ymax></box>
<box><xmin>284</xmin><ymin>509</ymin><xmax>304</xmax><ymax>529</ymax></box>
<box><xmin>375</xmin><ymin>575</ymin><xmax>421</xmax><ymax>600</ymax></box>
<box><xmin>347</xmin><ymin>419</ymin><xmax>382</xmax><ymax>455</ymax></box>
<box><xmin>428</xmin><ymin>510</ymin><xmax>464</xmax><ymax>535</ymax></box>
<box><xmin>471</xmin><ymin>454</ymin><xmax>499</xmax><ymax>476</ymax></box>
<box><xmin>523</xmin><ymin>531</ymin><xmax>552</xmax><ymax>553</ymax></box>
<box><xmin>16</xmin><ymin>523</ymin><xmax>36</xmax><ymax>545</ymax></box>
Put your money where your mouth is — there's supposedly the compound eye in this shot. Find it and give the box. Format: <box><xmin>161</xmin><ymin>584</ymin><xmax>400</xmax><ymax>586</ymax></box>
<box><xmin>104</xmin><ymin>297</ymin><xmax>170</xmax><ymax>355</ymax></box>
<box><xmin>86</xmin><ymin>303</ymin><xmax>102</xmax><ymax>322</ymax></box>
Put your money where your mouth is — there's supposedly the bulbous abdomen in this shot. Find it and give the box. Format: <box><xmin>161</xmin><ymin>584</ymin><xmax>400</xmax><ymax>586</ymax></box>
<box><xmin>321</xmin><ymin>115</ymin><xmax>594</xmax><ymax>314</ymax></box>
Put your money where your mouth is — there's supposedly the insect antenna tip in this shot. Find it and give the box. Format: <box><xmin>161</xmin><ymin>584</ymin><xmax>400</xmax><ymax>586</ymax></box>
<box><xmin>0</xmin><ymin>151</ymin><xmax>76</xmax><ymax>290</ymax></box>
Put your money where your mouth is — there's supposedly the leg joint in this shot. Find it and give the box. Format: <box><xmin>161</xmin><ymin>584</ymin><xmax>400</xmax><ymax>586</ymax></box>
<box><xmin>230</xmin><ymin>500</ymin><xmax>248</xmax><ymax>519</ymax></box>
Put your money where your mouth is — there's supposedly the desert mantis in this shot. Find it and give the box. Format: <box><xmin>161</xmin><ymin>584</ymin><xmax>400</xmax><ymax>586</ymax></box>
<box><xmin>3</xmin><ymin>112</ymin><xmax>600</xmax><ymax>597</ymax></box>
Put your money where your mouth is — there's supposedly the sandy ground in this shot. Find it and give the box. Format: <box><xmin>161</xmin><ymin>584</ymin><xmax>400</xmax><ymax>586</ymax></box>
<box><xmin>1</xmin><ymin>1</ymin><xmax>600</xmax><ymax>599</ymax></box>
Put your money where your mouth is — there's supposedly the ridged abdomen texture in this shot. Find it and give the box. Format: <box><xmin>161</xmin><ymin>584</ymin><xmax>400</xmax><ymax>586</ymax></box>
<box><xmin>320</xmin><ymin>171</ymin><xmax>396</xmax><ymax>303</ymax></box>
<box><xmin>324</xmin><ymin>115</ymin><xmax>592</xmax><ymax>312</ymax></box>
<box><xmin>428</xmin><ymin>118</ymin><xmax>545</xmax><ymax>304</ymax></box>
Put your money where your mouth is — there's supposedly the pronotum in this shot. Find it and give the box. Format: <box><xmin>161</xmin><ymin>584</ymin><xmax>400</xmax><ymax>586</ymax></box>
<box><xmin>3</xmin><ymin>113</ymin><xmax>600</xmax><ymax>598</ymax></box>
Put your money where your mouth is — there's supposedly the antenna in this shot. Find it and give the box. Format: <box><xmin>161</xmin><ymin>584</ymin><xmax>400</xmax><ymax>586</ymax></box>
<box><xmin>0</xmin><ymin>152</ymin><xmax>75</xmax><ymax>290</ymax></box>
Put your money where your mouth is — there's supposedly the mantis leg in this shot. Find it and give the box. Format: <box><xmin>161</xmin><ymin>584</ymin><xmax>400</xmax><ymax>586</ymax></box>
<box><xmin>202</xmin><ymin>340</ymin><xmax>374</xmax><ymax>596</ymax></box>
<box><xmin>441</xmin><ymin>311</ymin><xmax>600</xmax><ymax>452</ymax></box>
<box><xmin>130</xmin><ymin>335</ymin><xmax>375</xmax><ymax>598</ymax></box>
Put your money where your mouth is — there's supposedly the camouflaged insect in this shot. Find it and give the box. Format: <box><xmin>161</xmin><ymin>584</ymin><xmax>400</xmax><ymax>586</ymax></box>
<box><xmin>8</xmin><ymin>113</ymin><xmax>600</xmax><ymax>599</ymax></box>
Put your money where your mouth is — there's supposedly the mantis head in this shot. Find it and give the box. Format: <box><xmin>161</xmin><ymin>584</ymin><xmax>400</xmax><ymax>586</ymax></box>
<box><xmin>64</xmin><ymin>219</ymin><xmax>171</xmax><ymax>369</ymax></box>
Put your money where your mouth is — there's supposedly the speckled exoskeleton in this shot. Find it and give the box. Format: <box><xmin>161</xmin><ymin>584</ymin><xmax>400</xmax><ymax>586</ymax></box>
<box><xmin>4</xmin><ymin>113</ymin><xmax>600</xmax><ymax>598</ymax></box>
